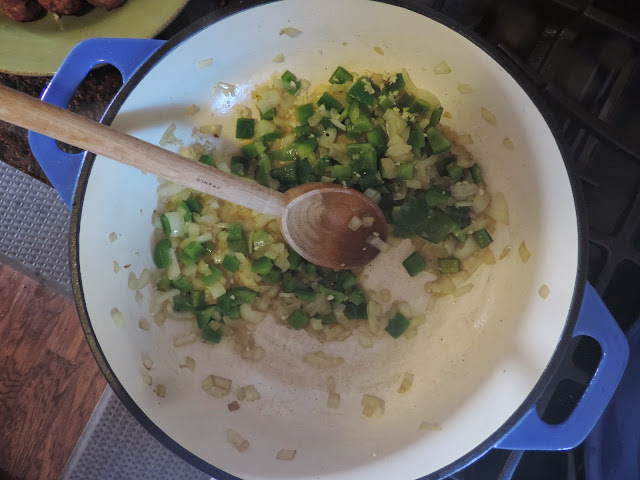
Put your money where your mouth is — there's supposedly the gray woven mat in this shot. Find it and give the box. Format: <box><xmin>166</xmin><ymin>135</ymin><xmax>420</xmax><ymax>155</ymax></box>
<box><xmin>0</xmin><ymin>161</ymin><xmax>209</xmax><ymax>480</ymax></box>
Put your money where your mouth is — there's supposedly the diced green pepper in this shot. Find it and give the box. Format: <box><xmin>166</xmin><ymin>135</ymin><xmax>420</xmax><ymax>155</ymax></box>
<box><xmin>255</xmin><ymin>154</ymin><xmax>272</xmax><ymax>187</ymax></box>
<box><xmin>329</xmin><ymin>66</ymin><xmax>353</xmax><ymax>84</ymax></box>
<box><xmin>288</xmin><ymin>248</ymin><xmax>303</xmax><ymax>270</ymax></box>
<box><xmin>446</xmin><ymin>207</ymin><xmax>471</xmax><ymax>229</ymax></box>
<box><xmin>436</xmin><ymin>156</ymin><xmax>456</xmax><ymax>177</ymax></box>
<box><xmin>171</xmin><ymin>276</ymin><xmax>193</xmax><ymax>292</ymax></box>
<box><xmin>260</xmin><ymin>108</ymin><xmax>275</xmax><ymax>120</ymax></box>
<box><xmin>180</xmin><ymin>241</ymin><xmax>205</xmax><ymax>265</ymax></box>
<box><xmin>173</xmin><ymin>296</ymin><xmax>194</xmax><ymax>312</ymax></box>
<box><xmin>331</xmin><ymin>164</ymin><xmax>353</xmax><ymax>182</ymax></box>
<box><xmin>295</xmin><ymin>288</ymin><xmax>317</xmax><ymax>302</ymax></box>
<box><xmin>317</xmin><ymin>285</ymin><xmax>348</xmax><ymax>303</ymax></box>
<box><xmin>160</xmin><ymin>214</ymin><xmax>171</xmax><ymax>235</ymax></box>
<box><xmin>176</xmin><ymin>200</ymin><xmax>192</xmax><ymax>222</ymax></box>
<box><xmin>294</xmin><ymin>136</ymin><xmax>318</xmax><ymax>159</ymax></box>
<box><xmin>297</xmin><ymin>158</ymin><xmax>316</xmax><ymax>184</ymax></box>
<box><xmin>189</xmin><ymin>290</ymin><xmax>206</xmax><ymax>310</ymax></box>
<box><xmin>346</xmin><ymin>143</ymin><xmax>377</xmax><ymax>174</ymax></box>
<box><xmin>446</xmin><ymin>162</ymin><xmax>464</xmax><ymax>182</ymax></box>
<box><xmin>293</xmin><ymin>124</ymin><xmax>313</xmax><ymax>138</ymax></box>
<box><xmin>396</xmin><ymin>92</ymin><xmax>415</xmax><ymax>109</ymax></box>
<box><xmin>230</xmin><ymin>156</ymin><xmax>249</xmax><ymax>177</ymax></box>
<box><xmin>185</xmin><ymin>197</ymin><xmax>201</xmax><ymax>214</ymax></box>
<box><xmin>252</xmin><ymin>256</ymin><xmax>273</xmax><ymax>274</ymax></box>
<box><xmin>316</xmin><ymin>155</ymin><xmax>332</xmax><ymax>177</ymax></box>
<box><xmin>201</xmin><ymin>326</ymin><xmax>222</xmax><ymax>344</ymax></box>
<box><xmin>426</xmin><ymin>126</ymin><xmax>452</xmax><ymax>154</ymax></box>
<box><xmin>226</xmin><ymin>223</ymin><xmax>242</xmax><ymax>242</ymax></box>
<box><xmin>156</xmin><ymin>274</ymin><xmax>171</xmax><ymax>291</ymax></box>
<box><xmin>251</xmin><ymin>230</ymin><xmax>274</xmax><ymax>251</ymax></box>
<box><xmin>241</xmin><ymin>140</ymin><xmax>266</xmax><ymax>159</ymax></box>
<box><xmin>358</xmin><ymin>170</ymin><xmax>384</xmax><ymax>189</ymax></box>
<box><xmin>196</xmin><ymin>305</ymin><xmax>221</xmax><ymax>328</ymax></box>
<box><xmin>451</xmin><ymin>229</ymin><xmax>467</xmax><ymax>243</ymax></box>
<box><xmin>402</xmin><ymin>252</ymin><xmax>426</xmax><ymax>277</ymax></box>
<box><xmin>348</xmin><ymin>287</ymin><xmax>366</xmax><ymax>305</ymax></box>
<box><xmin>200</xmin><ymin>267</ymin><xmax>222</xmax><ymax>286</ymax></box>
<box><xmin>282</xmin><ymin>273</ymin><xmax>299</xmax><ymax>293</ymax></box>
<box><xmin>269</xmin><ymin>146</ymin><xmax>298</xmax><ymax>163</ymax></box>
<box><xmin>261</xmin><ymin>129</ymin><xmax>283</xmax><ymax>143</ymax></box>
<box><xmin>287</xmin><ymin>310</ymin><xmax>309</xmax><ymax>330</ymax></box>
<box><xmin>336</xmin><ymin>270</ymin><xmax>358</xmax><ymax>292</ymax></box>
<box><xmin>438</xmin><ymin>257</ymin><xmax>461</xmax><ymax>274</ymax></box>
<box><xmin>409</xmin><ymin>98</ymin><xmax>430</xmax><ymax>114</ymax></box>
<box><xmin>281</xmin><ymin>70</ymin><xmax>301</xmax><ymax>95</ymax></box>
<box><xmin>378</xmin><ymin>94</ymin><xmax>394</xmax><ymax>110</ymax></box>
<box><xmin>408</xmin><ymin>128</ymin><xmax>425</xmax><ymax>155</ymax></box>
<box><xmin>299</xmin><ymin>261</ymin><xmax>317</xmax><ymax>276</ymax></box>
<box><xmin>385</xmin><ymin>312</ymin><xmax>410</xmax><ymax>338</ymax></box>
<box><xmin>320</xmin><ymin>313</ymin><xmax>337</xmax><ymax>324</ymax></box>
<box><xmin>198</xmin><ymin>154</ymin><xmax>214</xmax><ymax>166</ymax></box>
<box><xmin>296</xmin><ymin>103</ymin><xmax>315</xmax><ymax>125</ymax></box>
<box><xmin>430</xmin><ymin>106</ymin><xmax>443</xmax><ymax>126</ymax></box>
<box><xmin>222</xmin><ymin>254</ymin><xmax>239</xmax><ymax>272</ymax></box>
<box><xmin>469</xmin><ymin>163</ymin><xmax>483</xmax><ymax>184</ymax></box>
<box><xmin>424</xmin><ymin>187</ymin><xmax>451</xmax><ymax>207</ymax></box>
<box><xmin>367</xmin><ymin>125</ymin><xmax>387</xmax><ymax>157</ymax></box>
<box><xmin>344</xmin><ymin>302</ymin><xmax>368</xmax><ymax>319</ymax></box>
<box><xmin>348</xmin><ymin>77</ymin><xmax>375</xmax><ymax>106</ymax></box>
<box><xmin>317</xmin><ymin>92</ymin><xmax>343</xmax><ymax>113</ymax></box>
<box><xmin>153</xmin><ymin>238</ymin><xmax>172</xmax><ymax>269</ymax></box>
<box><xmin>261</xmin><ymin>269</ymin><xmax>283</xmax><ymax>283</ymax></box>
<box><xmin>227</xmin><ymin>287</ymin><xmax>258</xmax><ymax>305</ymax></box>
<box><xmin>385</xmin><ymin>73</ymin><xmax>405</xmax><ymax>93</ymax></box>
<box><xmin>227</xmin><ymin>239</ymin><xmax>249</xmax><ymax>256</ymax></box>
<box><xmin>271</xmin><ymin>162</ymin><xmax>298</xmax><ymax>184</ymax></box>
<box><xmin>235</xmin><ymin>118</ymin><xmax>255</xmax><ymax>139</ymax></box>
<box><xmin>396</xmin><ymin>162</ymin><xmax>415</xmax><ymax>180</ymax></box>
<box><xmin>472</xmin><ymin>228</ymin><xmax>493</xmax><ymax>248</ymax></box>
<box><xmin>421</xmin><ymin>208</ymin><xmax>457</xmax><ymax>243</ymax></box>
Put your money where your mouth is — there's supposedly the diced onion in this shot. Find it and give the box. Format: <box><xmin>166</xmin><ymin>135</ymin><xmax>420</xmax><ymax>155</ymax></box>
<box><xmin>110</xmin><ymin>308</ymin><xmax>125</xmax><ymax>328</ymax></box>
<box><xmin>128</xmin><ymin>269</ymin><xmax>152</xmax><ymax>290</ymax></box>
<box><xmin>457</xmin><ymin>83</ymin><xmax>473</xmax><ymax>94</ymax></box>
<box><xmin>453</xmin><ymin>283</ymin><xmax>474</xmax><ymax>298</ymax></box>
<box><xmin>243</xmin><ymin>385</ymin><xmax>261</xmax><ymax>401</ymax></box>
<box><xmin>113</xmin><ymin>261</ymin><xmax>121</xmax><ymax>274</ymax></box>
<box><xmin>503</xmin><ymin>137</ymin><xmax>515</xmax><ymax>150</ymax></box>
<box><xmin>109</xmin><ymin>232</ymin><xmax>117</xmax><ymax>242</ymax></box>
<box><xmin>358</xmin><ymin>334</ymin><xmax>373</xmax><ymax>348</ymax></box>
<box><xmin>276</xmin><ymin>449</ymin><xmax>297</xmax><ymax>460</ymax></box>
<box><xmin>186</xmin><ymin>104</ymin><xmax>199</xmax><ymax>116</ymax></box>
<box><xmin>472</xmin><ymin>191</ymin><xmax>491</xmax><ymax>213</ymax></box>
<box><xmin>539</xmin><ymin>284</ymin><xmax>550</xmax><ymax>299</ymax></box>
<box><xmin>215</xmin><ymin>82</ymin><xmax>236</xmax><ymax>96</ymax></box>
<box><xmin>272</xmin><ymin>53</ymin><xmax>284</xmax><ymax>63</ymax></box>
<box><xmin>481</xmin><ymin>107</ymin><xmax>497</xmax><ymax>125</ymax></box>
<box><xmin>227</xmin><ymin>429</ymin><xmax>249</xmax><ymax>452</ymax></box>
<box><xmin>155</xmin><ymin>384</ymin><xmax>166</xmax><ymax>398</ymax></box>
<box><xmin>433</xmin><ymin>61</ymin><xmax>451</xmax><ymax>74</ymax></box>
<box><xmin>138</xmin><ymin>318</ymin><xmax>151</xmax><ymax>330</ymax></box>
<box><xmin>279</xmin><ymin>27</ymin><xmax>301</xmax><ymax>37</ymax></box>
<box><xmin>173</xmin><ymin>334</ymin><xmax>197</xmax><ymax>347</ymax></box>
<box><xmin>197</xmin><ymin>57</ymin><xmax>213</xmax><ymax>68</ymax></box>
<box><xmin>366</xmin><ymin>235</ymin><xmax>390</xmax><ymax>253</ymax></box>
<box><xmin>457</xmin><ymin>133</ymin><xmax>473</xmax><ymax>145</ymax></box>
<box><xmin>518</xmin><ymin>241</ymin><xmax>531</xmax><ymax>263</ymax></box>
<box><xmin>451</xmin><ymin>182</ymin><xmax>479</xmax><ymax>199</ymax></box>
<box><xmin>327</xmin><ymin>391</ymin><xmax>340</xmax><ymax>409</ymax></box>
<box><xmin>143</xmin><ymin>358</ymin><xmax>153</xmax><ymax>370</ymax></box>
<box><xmin>142</xmin><ymin>373</ymin><xmax>152</xmax><ymax>385</ymax></box>
<box><xmin>419</xmin><ymin>422</ymin><xmax>442</xmax><ymax>431</ymax></box>
<box><xmin>180</xmin><ymin>356</ymin><xmax>196</xmax><ymax>371</ymax></box>
<box><xmin>317</xmin><ymin>127</ymin><xmax>337</xmax><ymax>147</ymax></box>
<box><xmin>424</xmin><ymin>275</ymin><xmax>456</xmax><ymax>296</ymax></box>
<box><xmin>373</xmin><ymin>46</ymin><xmax>384</xmax><ymax>56</ymax></box>
<box><xmin>159</xmin><ymin>123</ymin><xmax>181</xmax><ymax>147</ymax></box>
<box><xmin>398</xmin><ymin>373</ymin><xmax>414</xmax><ymax>394</ymax></box>
<box><xmin>364</xmin><ymin>188</ymin><xmax>382</xmax><ymax>204</ymax></box>
<box><xmin>240</xmin><ymin>304</ymin><xmax>266</xmax><ymax>324</ymax></box>
<box><xmin>135</xmin><ymin>291</ymin><xmax>143</xmax><ymax>304</ymax></box>
<box><xmin>361</xmin><ymin>394</ymin><xmax>385</xmax><ymax>418</ymax></box>
<box><xmin>303</xmin><ymin>351</ymin><xmax>344</xmax><ymax>369</ymax></box>
<box><xmin>485</xmin><ymin>192</ymin><xmax>510</xmax><ymax>225</ymax></box>
<box><xmin>348</xmin><ymin>216</ymin><xmax>362</xmax><ymax>231</ymax></box>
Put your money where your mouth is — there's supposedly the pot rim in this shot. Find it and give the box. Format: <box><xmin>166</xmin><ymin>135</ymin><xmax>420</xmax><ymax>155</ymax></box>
<box><xmin>69</xmin><ymin>1</ymin><xmax>589</xmax><ymax>478</ymax></box>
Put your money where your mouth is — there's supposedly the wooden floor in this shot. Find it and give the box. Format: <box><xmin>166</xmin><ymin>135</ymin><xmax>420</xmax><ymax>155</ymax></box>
<box><xmin>0</xmin><ymin>264</ymin><xmax>106</xmax><ymax>480</ymax></box>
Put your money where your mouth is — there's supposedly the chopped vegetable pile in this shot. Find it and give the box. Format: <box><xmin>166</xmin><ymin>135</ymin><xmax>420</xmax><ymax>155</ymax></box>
<box><xmin>151</xmin><ymin>67</ymin><xmax>506</xmax><ymax>349</ymax></box>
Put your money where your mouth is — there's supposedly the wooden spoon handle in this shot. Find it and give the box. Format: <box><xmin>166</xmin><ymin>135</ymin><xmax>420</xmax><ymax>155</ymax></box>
<box><xmin>0</xmin><ymin>84</ymin><xmax>286</xmax><ymax>217</ymax></box>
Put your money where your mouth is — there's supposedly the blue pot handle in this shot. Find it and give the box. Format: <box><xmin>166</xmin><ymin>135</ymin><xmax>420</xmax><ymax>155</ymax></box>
<box><xmin>496</xmin><ymin>282</ymin><xmax>628</xmax><ymax>450</ymax></box>
<box><xmin>28</xmin><ymin>38</ymin><xmax>165</xmax><ymax>209</ymax></box>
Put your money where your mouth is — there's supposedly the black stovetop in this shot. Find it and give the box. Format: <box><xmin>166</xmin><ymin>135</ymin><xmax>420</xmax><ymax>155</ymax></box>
<box><xmin>428</xmin><ymin>0</ymin><xmax>640</xmax><ymax>479</ymax></box>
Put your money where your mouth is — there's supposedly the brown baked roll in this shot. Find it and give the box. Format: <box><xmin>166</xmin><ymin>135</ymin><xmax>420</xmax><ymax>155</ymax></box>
<box><xmin>86</xmin><ymin>0</ymin><xmax>126</xmax><ymax>11</ymax></box>
<box><xmin>37</xmin><ymin>0</ymin><xmax>84</xmax><ymax>15</ymax></box>
<box><xmin>0</xmin><ymin>0</ymin><xmax>45</xmax><ymax>22</ymax></box>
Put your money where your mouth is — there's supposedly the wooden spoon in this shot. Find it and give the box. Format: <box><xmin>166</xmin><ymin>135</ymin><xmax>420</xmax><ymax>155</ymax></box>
<box><xmin>0</xmin><ymin>84</ymin><xmax>387</xmax><ymax>269</ymax></box>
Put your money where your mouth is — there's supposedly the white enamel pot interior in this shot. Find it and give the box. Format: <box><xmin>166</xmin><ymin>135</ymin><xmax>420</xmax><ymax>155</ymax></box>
<box><xmin>72</xmin><ymin>1</ymin><xmax>583</xmax><ymax>479</ymax></box>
